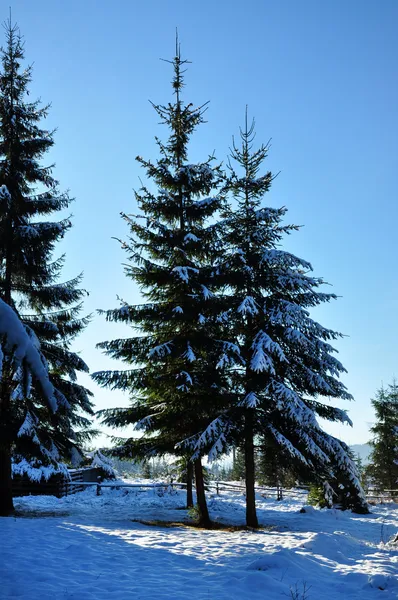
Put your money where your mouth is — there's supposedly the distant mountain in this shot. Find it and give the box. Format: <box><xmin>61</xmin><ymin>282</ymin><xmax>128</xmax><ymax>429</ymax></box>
<box><xmin>350</xmin><ymin>443</ymin><xmax>372</xmax><ymax>464</ymax></box>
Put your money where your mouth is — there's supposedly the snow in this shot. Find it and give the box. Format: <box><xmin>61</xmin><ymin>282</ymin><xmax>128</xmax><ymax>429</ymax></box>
<box><xmin>200</xmin><ymin>284</ymin><xmax>213</xmax><ymax>299</ymax></box>
<box><xmin>182</xmin><ymin>342</ymin><xmax>196</xmax><ymax>362</ymax></box>
<box><xmin>91</xmin><ymin>450</ymin><xmax>117</xmax><ymax>478</ymax></box>
<box><xmin>171</xmin><ymin>265</ymin><xmax>199</xmax><ymax>283</ymax></box>
<box><xmin>0</xmin><ymin>299</ymin><xmax>61</xmax><ymax>411</ymax></box>
<box><xmin>0</xmin><ymin>184</ymin><xmax>11</xmax><ymax>204</ymax></box>
<box><xmin>148</xmin><ymin>341</ymin><xmax>173</xmax><ymax>358</ymax></box>
<box><xmin>176</xmin><ymin>370</ymin><xmax>193</xmax><ymax>392</ymax></box>
<box><xmin>2</xmin><ymin>485</ymin><xmax>398</xmax><ymax>599</ymax></box>
<box><xmin>184</xmin><ymin>232</ymin><xmax>200</xmax><ymax>242</ymax></box>
<box><xmin>11</xmin><ymin>458</ymin><xmax>68</xmax><ymax>482</ymax></box>
<box><xmin>237</xmin><ymin>296</ymin><xmax>259</xmax><ymax>315</ymax></box>
<box><xmin>17</xmin><ymin>411</ymin><xmax>38</xmax><ymax>438</ymax></box>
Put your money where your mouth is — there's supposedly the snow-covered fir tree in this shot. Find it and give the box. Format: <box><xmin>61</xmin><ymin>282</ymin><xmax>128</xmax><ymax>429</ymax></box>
<box><xmin>191</xmin><ymin>112</ymin><xmax>368</xmax><ymax>524</ymax></box>
<box><xmin>0</xmin><ymin>20</ymin><xmax>94</xmax><ymax>516</ymax></box>
<box><xmin>367</xmin><ymin>381</ymin><xmax>398</xmax><ymax>491</ymax></box>
<box><xmin>93</xmin><ymin>42</ymin><xmax>234</xmax><ymax>526</ymax></box>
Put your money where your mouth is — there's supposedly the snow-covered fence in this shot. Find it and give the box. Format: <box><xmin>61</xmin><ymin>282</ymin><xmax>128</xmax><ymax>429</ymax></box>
<box><xmin>365</xmin><ymin>489</ymin><xmax>398</xmax><ymax>503</ymax></box>
<box><xmin>59</xmin><ymin>468</ymin><xmax>102</xmax><ymax>497</ymax></box>
<box><xmin>206</xmin><ymin>481</ymin><xmax>309</xmax><ymax>501</ymax></box>
<box><xmin>12</xmin><ymin>467</ymin><xmax>102</xmax><ymax>498</ymax></box>
<box><xmin>62</xmin><ymin>479</ymin><xmax>309</xmax><ymax>501</ymax></box>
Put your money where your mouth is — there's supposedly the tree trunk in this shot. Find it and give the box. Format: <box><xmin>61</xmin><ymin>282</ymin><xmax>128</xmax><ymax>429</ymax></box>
<box><xmin>186</xmin><ymin>460</ymin><xmax>194</xmax><ymax>508</ymax></box>
<box><xmin>0</xmin><ymin>360</ymin><xmax>14</xmax><ymax>517</ymax></box>
<box><xmin>244</xmin><ymin>408</ymin><xmax>258</xmax><ymax>528</ymax></box>
<box><xmin>194</xmin><ymin>458</ymin><xmax>211</xmax><ymax>527</ymax></box>
<box><xmin>0</xmin><ymin>442</ymin><xmax>13</xmax><ymax>516</ymax></box>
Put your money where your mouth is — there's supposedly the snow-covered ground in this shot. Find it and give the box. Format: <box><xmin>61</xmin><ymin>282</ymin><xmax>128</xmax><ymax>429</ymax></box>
<box><xmin>1</xmin><ymin>482</ymin><xmax>397</xmax><ymax>599</ymax></box>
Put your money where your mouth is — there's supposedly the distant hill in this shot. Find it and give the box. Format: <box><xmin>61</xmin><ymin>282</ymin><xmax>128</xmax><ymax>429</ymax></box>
<box><xmin>350</xmin><ymin>443</ymin><xmax>372</xmax><ymax>464</ymax></box>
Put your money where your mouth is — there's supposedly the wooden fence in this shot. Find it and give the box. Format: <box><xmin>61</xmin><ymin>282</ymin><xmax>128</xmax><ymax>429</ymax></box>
<box><xmin>63</xmin><ymin>479</ymin><xmax>310</xmax><ymax>501</ymax></box>
<box><xmin>365</xmin><ymin>489</ymin><xmax>398</xmax><ymax>503</ymax></box>
<box><xmin>62</xmin><ymin>479</ymin><xmax>398</xmax><ymax>505</ymax></box>
<box><xmin>12</xmin><ymin>467</ymin><xmax>102</xmax><ymax>498</ymax></box>
<box><xmin>16</xmin><ymin>472</ymin><xmax>397</xmax><ymax>505</ymax></box>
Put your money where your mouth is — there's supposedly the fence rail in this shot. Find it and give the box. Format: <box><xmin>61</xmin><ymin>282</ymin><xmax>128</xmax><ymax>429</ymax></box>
<box><xmin>63</xmin><ymin>480</ymin><xmax>398</xmax><ymax>504</ymax></box>
<box><xmin>17</xmin><ymin>471</ymin><xmax>397</xmax><ymax>505</ymax></box>
<box><xmin>12</xmin><ymin>467</ymin><xmax>102</xmax><ymax>498</ymax></box>
<box><xmin>64</xmin><ymin>479</ymin><xmax>309</xmax><ymax>500</ymax></box>
<box><xmin>365</xmin><ymin>489</ymin><xmax>398</xmax><ymax>502</ymax></box>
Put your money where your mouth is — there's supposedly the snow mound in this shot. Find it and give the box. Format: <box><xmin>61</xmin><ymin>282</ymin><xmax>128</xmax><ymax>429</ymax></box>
<box><xmin>247</xmin><ymin>549</ymin><xmax>291</xmax><ymax>571</ymax></box>
<box><xmin>299</xmin><ymin>504</ymin><xmax>317</xmax><ymax>514</ymax></box>
<box><xmin>368</xmin><ymin>574</ymin><xmax>398</xmax><ymax>590</ymax></box>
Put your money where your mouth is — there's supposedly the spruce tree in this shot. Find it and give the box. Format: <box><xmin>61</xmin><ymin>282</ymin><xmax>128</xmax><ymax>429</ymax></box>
<box><xmin>257</xmin><ymin>434</ymin><xmax>297</xmax><ymax>489</ymax></box>
<box><xmin>0</xmin><ymin>20</ymin><xmax>93</xmax><ymax>515</ymax></box>
<box><xmin>368</xmin><ymin>382</ymin><xmax>398</xmax><ymax>491</ymax></box>
<box><xmin>230</xmin><ymin>447</ymin><xmax>246</xmax><ymax>481</ymax></box>
<box><xmin>93</xmin><ymin>43</ymin><xmax>233</xmax><ymax>526</ymax></box>
<box><xmin>192</xmin><ymin>112</ymin><xmax>368</xmax><ymax>524</ymax></box>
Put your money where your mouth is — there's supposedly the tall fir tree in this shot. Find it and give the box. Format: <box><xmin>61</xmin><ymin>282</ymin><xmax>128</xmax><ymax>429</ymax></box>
<box><xmin>93</xmin><ymin>42</ymin><xmax>234</xmax><ymax>526</ymax></box>
<box><xmin>0</xmin><ymin>20</ymin><xmax>94</xmax><ymax>516</ymax></box>
<box><xmin>191</xmin><ymin>112</ymin><xmax>368</xmax><ymax>524</ymax></box>
<box><xmin>367</xmin><ymin>381</ymin><xmax>398</xmax><ymax>491</ymax></box>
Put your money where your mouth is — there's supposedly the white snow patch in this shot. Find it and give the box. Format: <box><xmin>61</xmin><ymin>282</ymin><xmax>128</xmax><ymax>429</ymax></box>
<box><xmin>3</xmin><ymin>486</ymin><xmax>398</xmax><ymax>600</ymax></box>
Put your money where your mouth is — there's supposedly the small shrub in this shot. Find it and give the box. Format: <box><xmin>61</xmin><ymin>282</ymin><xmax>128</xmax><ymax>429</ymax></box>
<box><xmin>307</xmin><ymin>485</ymin><xmax>329</xmax><ymax>508</ymax></box>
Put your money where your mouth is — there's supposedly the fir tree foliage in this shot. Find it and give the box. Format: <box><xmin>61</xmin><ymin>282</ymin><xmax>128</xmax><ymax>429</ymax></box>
<box><xmin>0</xmin><ymin>297</ymin><xmax>59</xmax><ymax>406</ymax></box>
<box><xmin>0</xmin><ymin>19</ymin><xmax>93</xmax><ymax>514</ymax></box>
<box><xmin>94</xmin><ymin>40</ymin><xmax>231</xmax><ymax>526</ymax></box>
<box><xmin>367</xmin><ymin>381</ymin><xmax>398</xmax><ymax>491</ymax></box>
<box><xmin>190</xmin><ymin>111</ymin><xmax>368</xmax><ymax>519</ymax></box>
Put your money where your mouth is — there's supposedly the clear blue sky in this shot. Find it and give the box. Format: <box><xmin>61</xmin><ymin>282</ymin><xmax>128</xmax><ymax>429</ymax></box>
<box><xmin>5</xmin><ymin>0</ymin><xmax>398</xmax><ymax>446</ymax></box>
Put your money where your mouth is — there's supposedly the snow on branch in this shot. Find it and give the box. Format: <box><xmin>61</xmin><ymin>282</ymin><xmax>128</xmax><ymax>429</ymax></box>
<box><xmin>0</xmin><ymin>184</ymin><xmax>11</xmax><ymax>205</ymax></box>
<box><xmin>0</xmin><ymin>299</ymin><xmax>62</xmax><ymax>411</ymax></box>
<box><xmin>238</xmin><ymin>391</ymin><xmax>260</xmax><ymax>408</ymax></box>
<box><xmin>171</xmin><ymin>266</ymin><xmax>199</xmax><ymax>283</ymax></box>
<box><xmin>148</xmin><ymin>341</ymin><xmax>173</xmax><ymax>359</ymax></box>
<box><xmin>182</xmin><ymin>416</ymin><xmax>231</xmax><ymax>462</ymax></box>
<box><xmin>237</xmin><ymin>296</ymin><xmax>259</xmax><ymax>315</ymax></box>
<box><xmin>17</xmin><ymin>410</ymin><xmax>38</xmax><ymax>438</ymax></box>
<box><xmin>201</xmin><ymin>285</ymin><xmax>213</xmax><ymax>299</ymax></box>
<box><xmin>176</xmin><ymin>370</ymin><xmax>193</xmax><ymax>391</ymax></box>
<box><xmin>268</xmin><ymin>425</ymin><xmax>309</xmax><ymax>465</ymax></box>
<box><xmin>184</xmin><ymin>232</ymin><xmax>200</xmax><ymax>242</ymax></box>
<box><xmin>12</xmin><ymin>458</ymin><xmax>69</xmax><ymax>482</ymax></box>
<box><xmin>262</xmin><ymin>249</ymin><xmax>313</xmax><ymax>271</ymax></box>
<box><xmin>91</xmin><ymin>450</ymin><xmax>117</xmax><ymax>479</ymax></box>
<box><xmin>182</xmin><ymin>342</ymin><xmax>196</xmax><ymax>362</ymax></box>
<box><xmin>250</xmin><ymin>330</ymin><xmax>286</xmax><ymax>373</ymax></box>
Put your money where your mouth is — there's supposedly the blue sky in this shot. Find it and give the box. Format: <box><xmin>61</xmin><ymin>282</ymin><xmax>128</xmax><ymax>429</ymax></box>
<box><xmin>5</xmin><ymin>0</ymin><xmax>398</xmax><ymax>446</ymax></box>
